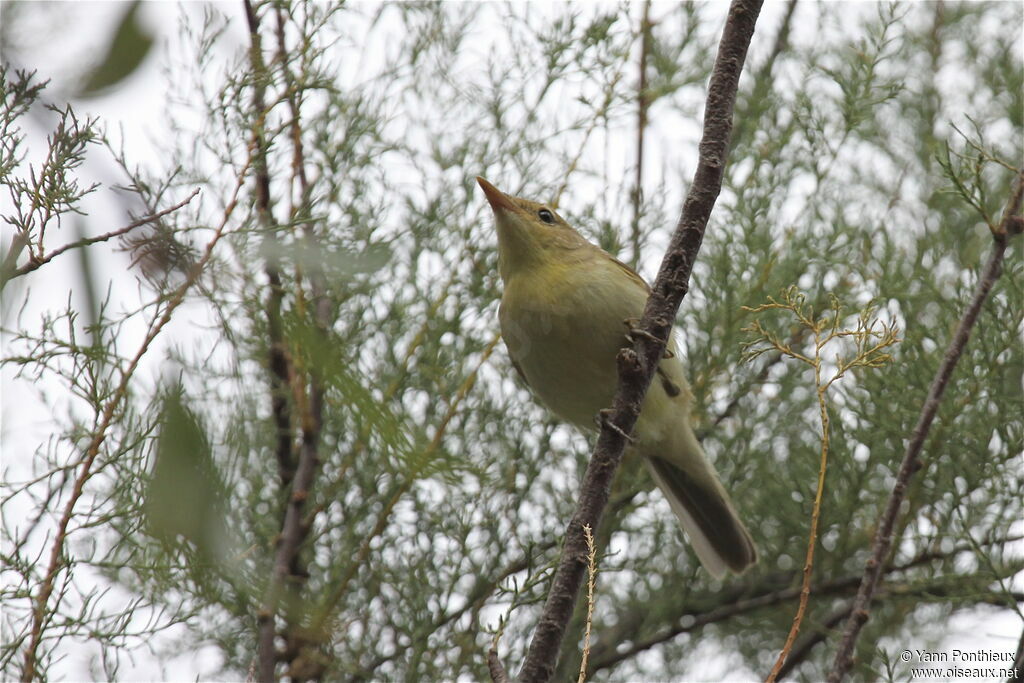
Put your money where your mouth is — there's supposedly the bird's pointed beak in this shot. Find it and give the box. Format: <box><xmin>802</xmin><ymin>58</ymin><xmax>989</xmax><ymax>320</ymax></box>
<box><xmin>477</xmin><ymin>177</ymin><xmax>518</xmax><ymax>214</ymax></box>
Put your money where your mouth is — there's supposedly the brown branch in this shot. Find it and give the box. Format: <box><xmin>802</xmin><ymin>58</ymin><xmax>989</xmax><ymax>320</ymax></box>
<box><xmin>245</xmin><ymin>2</ymin><xmax>293</xmax><ymax>681</ymax></box>
<box><xmin>19</xmin><ymin>165</ymin><xmax>243</xmax><ymax>683</ymax></box>
<box><xmin>765</xmin><ymin>386</ymin><xmax>829</xmax><ymax>681</ymax></box>
<box><xmin>487</xmin><ymin>649</ymin><xmax>512</xmax><ymax>683</ymax></box>
<box><xmin>630</xmin><ymin>0</ymin><xmax>652</xmax><ymax>268</ymax></box>
<box><xmin>242</xmin><ymin>33</ymin><xmax>291</xmax><ymax>513</ymax></box>
<box><xmin>1</xmin><ymin>188</ymin><xmax>201</xmax><ymax>287</ymax></box>
<box><xmin>826</xmin><ymin>172</ymin><xmax>1024</xmax><ymax>683</ymax></box>
<box><xmin>248</xmin><ymin>3</ymin><xmax>331</xmax><ymax>681</ymax></box>
<box><xmin>271</xmin><ymin>6</ymin><xmax>331</xmax><ymax>679</ymax></box>
<box><xmin>511</xmin><ymin>3</ymin><xmax>763</xmax><ymax>681</ymax></box>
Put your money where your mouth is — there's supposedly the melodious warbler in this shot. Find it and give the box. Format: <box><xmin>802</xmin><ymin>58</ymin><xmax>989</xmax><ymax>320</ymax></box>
<box><xmin>478</xmin><ymin>176</ymin><xmax>756</xmax><ymax>578</ymax></box>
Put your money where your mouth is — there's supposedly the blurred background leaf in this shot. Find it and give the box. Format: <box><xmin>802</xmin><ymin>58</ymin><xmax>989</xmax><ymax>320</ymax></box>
<box><xmin>76</xmin><ymin>1</ymin><xmax>153</xmax><ymax>98</ymax></box>
<box><xmin>144</xmin><ymin>380</ymin><xmax>230</xmax><ymax>566</ymax></box>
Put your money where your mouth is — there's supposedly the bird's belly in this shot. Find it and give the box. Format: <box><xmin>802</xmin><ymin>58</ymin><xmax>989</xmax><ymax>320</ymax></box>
<box><xmin>501</xmin><ymin>291</ymin><xmax>630</xmax><ymax>429</ymax></box>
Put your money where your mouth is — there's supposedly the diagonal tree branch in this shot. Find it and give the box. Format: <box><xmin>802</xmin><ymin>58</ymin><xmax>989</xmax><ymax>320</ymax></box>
<box><xmin>629</xmin><ymin>0</ymin><xmax>652</xmax><ymax>268</ymax></box>
<box><xmin>1</xmin><ymin>188</ymin><xmax>200</xmax><ymax>288</ymax></box>
<box><xmin>827</xmin><ymin>171</ymin><xmax>1024</xmax><ymax>683</ymax></box>
<box><xmin>510</xmin><ymin>2</ymin><xmax>764</xmax><ymax>681</ymax></box>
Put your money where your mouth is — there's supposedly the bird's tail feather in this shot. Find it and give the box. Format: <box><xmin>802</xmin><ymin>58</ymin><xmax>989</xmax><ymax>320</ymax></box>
<box><xmin>643</xmin><ymin>445</ymin><xmax>757</xmax><ymax>579</ymax></box>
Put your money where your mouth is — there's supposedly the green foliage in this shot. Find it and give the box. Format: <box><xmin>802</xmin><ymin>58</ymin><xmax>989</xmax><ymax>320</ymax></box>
<box><xmin>0</xmin><ymin>67</ymin><xmax>101</xmax><ymax>289</ymax></box>
<box><xmin>1</xmin><ymin>3</ymin><xmax>1021</xmax><ymax>682</ymax></box>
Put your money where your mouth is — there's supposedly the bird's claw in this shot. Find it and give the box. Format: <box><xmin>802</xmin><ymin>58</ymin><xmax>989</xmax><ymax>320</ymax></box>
<box><xmin>596</xmin><ymin>409</ymin><xmax>634</xmax><ymax>443</ymax></box>
<box><xmin>622</xmin><ymin>318</ymin><xmax>674</xmax><ymax>358</ymax></box>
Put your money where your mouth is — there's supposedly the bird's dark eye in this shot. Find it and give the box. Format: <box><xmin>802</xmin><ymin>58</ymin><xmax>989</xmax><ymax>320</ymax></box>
<box><xmin>538</xmin><ymin>208</ymin><xmax>555</xmax><ymax>224</ymax></box>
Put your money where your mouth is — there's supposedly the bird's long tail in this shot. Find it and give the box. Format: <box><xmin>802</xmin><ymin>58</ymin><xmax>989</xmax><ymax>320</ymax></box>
<box><xmin>641</xmin><ymin>424</ymin><xmax>757</xmax><ymax>579</ymax></box>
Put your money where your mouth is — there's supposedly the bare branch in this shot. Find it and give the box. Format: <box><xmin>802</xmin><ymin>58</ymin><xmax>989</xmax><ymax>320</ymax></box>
<box><xmin>827</xmin><ymin>171</ymin><xmax>1024</xmax><ymax>683</ymax></box>
<box><xmin>630</xmin><ymin>0</ymin><xmax>652</xmax><ymax>268</ymax></box>
<box><xmin>245</xmin><ymin>3</ymin><xmax>290</xmax><ymax>680</ymax></box>
<box><xmin>248</xmin><ymin>2</ymin><xmax>333</xmax><ymax>680</ymax></box>
<box><xmin>513</xmin><ymin>2</ymin><xmax>764</xmax><ymax>681</ymax></box>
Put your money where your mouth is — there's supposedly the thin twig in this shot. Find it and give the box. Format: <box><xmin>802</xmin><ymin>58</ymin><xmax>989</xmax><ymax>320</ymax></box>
<box><xmin>826</xmin><ymin>172</ymin><xmax>1024</xmax><ymax>683</ymax></box>
<box><xmin>630</xmin><ymin>0</ymin><xmax>652</xmax><ymax>268</ymax></box>
<box><xmin>576</xmin><ymin>525</ymin><xmax>598</xmax><ymax>683</ymax></box>
<box><xmin>511</xmin><ymin>3</ymin><xmax>763</xmax><ymax>681</ymax></box>
<box><xmin>764</xmin><ymin>355</ymin><xmax>832</xmax><ymax>682</ymax></box>
<box><xmin>757</xmin><ymin>297</ymin><xmax>901</xmax><ymax>681</ymax></box>
<box><xmin>2</xmin><ymin>188</ymin><xmax>200</xmax><ymax>285</ymax></box>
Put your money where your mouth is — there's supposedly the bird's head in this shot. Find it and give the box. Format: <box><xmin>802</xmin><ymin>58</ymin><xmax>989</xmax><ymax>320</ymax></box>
<box><xmin>477</xmin><ymin>176</ymin><xmax>587</xmax><ymax>281</ymax></box>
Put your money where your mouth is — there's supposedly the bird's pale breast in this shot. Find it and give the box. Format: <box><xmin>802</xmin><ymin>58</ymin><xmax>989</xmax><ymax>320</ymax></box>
<box><xmin>499</xmin><ymin>258</ymin><xmax>660</xmax><ymax>430</ymax></box>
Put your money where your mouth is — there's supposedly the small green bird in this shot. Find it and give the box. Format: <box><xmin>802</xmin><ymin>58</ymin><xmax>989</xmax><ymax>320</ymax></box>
<box><xmin>478</xmin><ymin>176</ymin><xmax>756</xmax><ymax>578</ymax></box>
